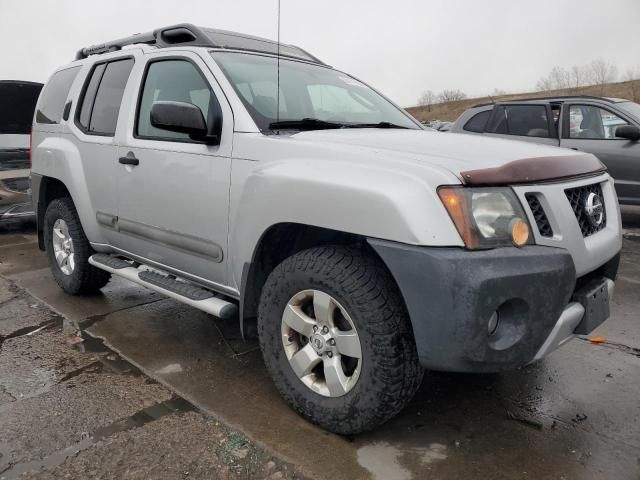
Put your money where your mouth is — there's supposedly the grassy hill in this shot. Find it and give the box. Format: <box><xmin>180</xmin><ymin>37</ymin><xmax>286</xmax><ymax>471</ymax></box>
<box><xmin>405</xmin><ymin>80</ymin><xmax>640</xmax><ymax>123</ymax></box>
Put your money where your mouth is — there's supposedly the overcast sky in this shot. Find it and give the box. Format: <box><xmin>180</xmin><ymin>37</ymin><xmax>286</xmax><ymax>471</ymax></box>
<box><xmin>1</xmin><ymin>0</ymin><xmax>639</xmax><ymax>106</ymax></box>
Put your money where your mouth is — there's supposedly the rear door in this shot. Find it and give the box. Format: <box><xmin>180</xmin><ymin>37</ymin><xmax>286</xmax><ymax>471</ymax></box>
<box><xmin>560</xmin><ymin>103</ymin><xmax>640</xmax><ymax>203</ymax></box>
<box><xmin>484</xmin><ymin>103</ymin><xmax>560</xmax><ymax>146</ymax></box>
<box><xmin>68</xmin><ymin>56</ymin><xmax>135</xmax><ymax>243</ymax></box>
<box><xmin>114</xmin><ymin>51</ymin><xmax>233</xmax><ymax>290</ymax></box>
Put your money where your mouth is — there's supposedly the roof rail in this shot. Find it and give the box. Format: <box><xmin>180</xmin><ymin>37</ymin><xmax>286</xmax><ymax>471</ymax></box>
<box><xmin>472</xmin><ymin>95</ymin><xmax>620</xmax><ymax>108</ymax></box>
<box><xmin>74</xmin><ymin>23</ymin><xmax>325</xmax><ymax>64</ymax></box>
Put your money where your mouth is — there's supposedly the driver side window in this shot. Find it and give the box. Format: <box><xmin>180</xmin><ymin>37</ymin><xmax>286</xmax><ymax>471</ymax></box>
<box><xmin>136</xmin><ymin>59</ymin><xmax>217</xmax><ymax>141</ymax></box>
<box><xmin>568</xmin><ymin>105</ymin><xmax>629</xmax><ymax>140</ymax></box>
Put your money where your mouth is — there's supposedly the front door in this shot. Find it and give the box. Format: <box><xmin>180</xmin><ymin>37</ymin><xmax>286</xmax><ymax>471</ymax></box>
<box><xmin>560</xmin><ymin>103</ymin><xmax>640</xmax><ymax>203</ymax></box>
<box><xmin>115</xmin><ymin>52</ymin><xmax>233</xmax><ymax>290</ymax></box>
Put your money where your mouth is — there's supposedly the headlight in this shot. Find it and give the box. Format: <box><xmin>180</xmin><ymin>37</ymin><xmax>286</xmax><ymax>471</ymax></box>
<box><xmin>438</xmin><ymin>186</ymin><xmax>532</xmax><ymax>249</ymax></box>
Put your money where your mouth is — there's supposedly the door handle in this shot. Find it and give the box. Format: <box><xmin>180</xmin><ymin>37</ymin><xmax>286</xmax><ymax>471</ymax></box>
<box><xmin>118</xmin><ymin>154</ymin><xmax>139</xmax><ymax>166</ymax></box>
<box><xmin>570</xmin><ymin>147</ymin><xmax>580</xmax><ymax>151</ymax></box>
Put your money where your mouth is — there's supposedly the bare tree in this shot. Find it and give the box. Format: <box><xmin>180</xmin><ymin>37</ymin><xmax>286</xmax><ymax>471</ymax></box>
<box><xmin>570</xmin><ymin>65</ymin><xmax>589</xmax><ymax>91</ymax></box>
<box><xmin>537</xmin><ymin>66</ymin><xmax>571</xmax><ymax>92</ymax></box>
<box><xmin>536</xmin><ymin>76</ymin><xmax>553</xmax><ymax>92</ymax></box>
<box><xmin>537</xmin><ymin>61</ymin><xmax>619</xmax><ymax>93</ymax></box>
<box><xmin>491</xmin><ymin>88</ymin><xmax>506</xmax><ymax>96</ymax></box>
<box><xmin>418</xmin><ymin>90</ymin><xmax>436</xmax><ymax>111</ymax></box>
<box><xmin>438</xmin><ymin>89</ymin><xmax>467</xmax><ymax>103</ymax></box>
<box><xmin>625</xmin><ymin>67</ymin><xmax>640</xmax><ymax>102</ymax></box>
<box><xmin>589</xmin><ymin>59</ymin><xmax>618</xmax><ymax>93</ymax></box>
<box><xmin>549</xmin><ymin>66</ymin><xmax>571</xmax><ymax>91</ymax></box>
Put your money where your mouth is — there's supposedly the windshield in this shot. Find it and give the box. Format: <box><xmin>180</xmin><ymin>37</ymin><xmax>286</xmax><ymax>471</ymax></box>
<box><xmin>619</xmin><ymin>101</ymin><xmax>640</xmax><ymax>121</ymax></box>
<box><xmin>211</xmin><ymin>52</ymin><xmax>419</xmax><ymax>131</ymax></box>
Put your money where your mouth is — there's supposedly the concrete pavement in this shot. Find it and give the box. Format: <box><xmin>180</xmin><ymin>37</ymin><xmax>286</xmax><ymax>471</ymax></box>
<box><xmin>1</xmin><ymin>214</ymin><xmax>639</xmax><ymax>480</ymax></box>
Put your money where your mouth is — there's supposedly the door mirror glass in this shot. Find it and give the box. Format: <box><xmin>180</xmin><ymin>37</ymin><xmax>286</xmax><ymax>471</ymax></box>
<box><xmin>615</xmin><ymin>125</ymin><xmax>640</xmax><ymax>142</ymax></box>
<box><xmin>150</xmin><ymin>101</ymin><xmax>218</xmax><ymax>144</ymax></box>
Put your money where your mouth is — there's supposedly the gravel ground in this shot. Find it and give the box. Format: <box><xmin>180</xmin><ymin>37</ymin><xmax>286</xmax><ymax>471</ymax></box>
<box><xmin>0</xmin><ymin>275</ymin><xmax>305</xmax><ymax>480</ymax></box>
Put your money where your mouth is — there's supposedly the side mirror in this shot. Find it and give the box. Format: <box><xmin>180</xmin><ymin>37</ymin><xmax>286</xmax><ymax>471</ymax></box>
<box><xmin>150</xmin><ymin>101</ymin><xmax>219</xmax><ymax>145</ymax></box>
<box><xmin>615</xmin><ymin>125</ymin><xmax>640</xmax><ymax>142</ymax></box>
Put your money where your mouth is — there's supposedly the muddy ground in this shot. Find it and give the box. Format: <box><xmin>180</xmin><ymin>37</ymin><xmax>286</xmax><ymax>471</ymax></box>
<box><xmin>1</xmin><ymin>208</ymin><xmax>639</xmax><ymax>480</ymax></box>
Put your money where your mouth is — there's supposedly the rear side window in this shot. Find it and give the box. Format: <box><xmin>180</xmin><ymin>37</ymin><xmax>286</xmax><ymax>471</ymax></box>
<box><xmin>76</xmin><ymin>58</ymin><xmax>134</xmax><ymax>136</ymax></box>
<box><xmin>463</xmin><ymin>110</ymin><xmax>491</xmax><ymax>133</ymax></box>
<box><xmin>486</xmin><ymin>105</ymin><xmax>550</xmax><ymax>138</ymax></box>
<box><xmin>36</xmin><ymin>67</ymin><xmax>81</xmax><ymax>124</ymax></box>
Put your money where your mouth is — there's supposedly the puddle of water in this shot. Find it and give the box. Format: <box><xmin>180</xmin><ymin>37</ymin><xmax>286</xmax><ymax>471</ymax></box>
<box><xmin>155</xmin><ymin>363</ymin><xmax>183</xmax><ymax>375</ymax></box>
<box><xmin>357</xmin><ymin>441</ymin><xmax>448</xmax><ymax>480</ymax></box>
<box><xmin>420</xmin><ymin>443</ymin><xmax>447</xmax><ymax>465</ymax></box>
<box><xmin>357</xmin><ymin>442</ymin><xmax>412</xmax><ymax>480</ymax></box>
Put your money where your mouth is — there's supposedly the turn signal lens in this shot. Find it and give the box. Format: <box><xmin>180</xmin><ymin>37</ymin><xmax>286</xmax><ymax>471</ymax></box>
<box><xmin>510</xmin><ymin>218</ymin><xmax>530</xmax><ymax>247</ymax></box>
<box><xmin>438</xmin><ymin>188</ymin><xmax>479</xmax><ymax>248</ymax></box>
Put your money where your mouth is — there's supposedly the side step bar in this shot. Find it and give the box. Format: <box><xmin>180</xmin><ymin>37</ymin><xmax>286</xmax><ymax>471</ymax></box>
<box><xmin>89</xmin><ymin>254</ymin><xmax>237</xmax><ymax>320</ymax></box>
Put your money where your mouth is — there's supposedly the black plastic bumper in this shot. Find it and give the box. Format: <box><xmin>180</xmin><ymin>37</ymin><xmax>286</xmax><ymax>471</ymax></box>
<box><xmin>369</xmin><ymin>240</ymin><xmax>581</xmax><ymax>373</ymax></box>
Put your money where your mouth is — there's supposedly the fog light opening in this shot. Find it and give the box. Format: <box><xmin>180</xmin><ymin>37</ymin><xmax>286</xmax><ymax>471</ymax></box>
<box><xmin>487</xmin><ymin>311</ymin><xmax>499</xmax><ymax>336</ymax></box>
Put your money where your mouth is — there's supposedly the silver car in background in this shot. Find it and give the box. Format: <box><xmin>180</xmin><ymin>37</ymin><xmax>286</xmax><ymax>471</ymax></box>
<box><xmin>450</xmin><ymin>96</ymin><xmax>640</xmax><ymax>205</ymax></box>
<box><xmin>0</xmin><ymin>80</ymin><xmax>43</xmax><ymax>220</ymax></box>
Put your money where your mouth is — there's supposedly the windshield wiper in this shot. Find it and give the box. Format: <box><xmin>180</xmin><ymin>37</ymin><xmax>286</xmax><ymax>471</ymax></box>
<box><xmin>268</xmin><ymin>118</ymin><xmax>347</xmax><ymax>131</ymax></box>
<box><xmin>343</xmin><ymin>121</ymin><xmax>410</xmax><ymax>129</ymax></box>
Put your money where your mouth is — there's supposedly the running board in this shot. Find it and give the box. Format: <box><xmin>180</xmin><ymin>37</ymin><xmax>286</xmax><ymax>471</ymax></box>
<box><xmin>89</xmin><ymin>254</ymin><xmax>237</xmax><ymax>320</ymax></box>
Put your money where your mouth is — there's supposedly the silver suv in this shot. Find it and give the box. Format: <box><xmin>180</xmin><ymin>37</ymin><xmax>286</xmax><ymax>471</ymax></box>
<box><xmin>31</xmin><ymin>24</ymin><xmax>623</xmax><ymax>434</ymax></box>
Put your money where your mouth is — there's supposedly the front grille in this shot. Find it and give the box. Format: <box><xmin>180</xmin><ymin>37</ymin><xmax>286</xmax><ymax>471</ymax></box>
<box><xmin>525</xmin><ymin>194</ymin><xmax>553</xmax><ymax>237</ymax></box>
<box><xmin>565</xmin><ymin>183</ymin><xmax>606</xmax><ymax>237</ymax></box>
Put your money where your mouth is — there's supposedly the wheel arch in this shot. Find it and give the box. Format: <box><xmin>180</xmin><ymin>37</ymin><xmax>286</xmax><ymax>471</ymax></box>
<box><xmin>239</xmin><ymin>222</ymin><xmax>384</xmax><ymax>338</ymax></box>
<box><xmin>34</xmin><ymin>175</ymin><xmax>72</xmax><ymax>251</ymax></box>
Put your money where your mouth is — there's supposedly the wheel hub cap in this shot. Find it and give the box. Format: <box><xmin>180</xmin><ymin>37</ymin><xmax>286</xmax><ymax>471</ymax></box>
<box><xmin>281</xmin><ymin>289</ymin><xmax>362</xmax><ymax>398</ymax></box>
<box><xmin>311</xmin><ymin>334</ymin><xmax>326</xmax><ymax>353</ymax></box>
<box><xmin>52</xmin><ymin>219</ymin><xmax>75</xmax><ymax>276</ymax></box>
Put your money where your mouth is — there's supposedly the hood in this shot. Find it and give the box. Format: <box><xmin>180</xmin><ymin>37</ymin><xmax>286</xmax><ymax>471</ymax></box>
<box><xmin>288</xmin><ymin>129</ymin><xmax>603</xmax><ymax>184</ymax></box>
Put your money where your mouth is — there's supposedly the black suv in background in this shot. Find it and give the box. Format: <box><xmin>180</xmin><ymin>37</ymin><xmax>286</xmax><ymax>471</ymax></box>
<box><xmin>0</xmin><ymin>80</ymin><xmax>43</xmax><ymax>220</ymax></box>
<box><xmin>450</xmin><ymin>96</ymin><xmax>640</xmax><ymax>205</ymax></box>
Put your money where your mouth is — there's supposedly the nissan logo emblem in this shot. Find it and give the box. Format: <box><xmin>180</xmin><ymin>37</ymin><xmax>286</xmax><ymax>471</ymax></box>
<box><xmin>584</xmin><ymin>192</ymin><xmax>604</xmax><ymax>227</ymax></box>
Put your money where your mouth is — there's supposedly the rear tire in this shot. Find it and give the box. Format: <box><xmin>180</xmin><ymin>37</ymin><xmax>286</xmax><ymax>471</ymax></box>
<box><xmin>258</xmin><ymin>245</ymin><xmax>423</xmax><ymax>434</ymax></box>
<box><xmin>43</xmin><ymin>197</ymin><xmax>110</xmax><ymax>295</ymax></box>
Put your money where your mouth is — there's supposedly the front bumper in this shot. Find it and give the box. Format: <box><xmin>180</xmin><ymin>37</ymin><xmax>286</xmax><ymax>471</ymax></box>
<box><xmin>369</xmin><ymin>239</ymin><xmax>620</xmax><ymax>373</ymax></box>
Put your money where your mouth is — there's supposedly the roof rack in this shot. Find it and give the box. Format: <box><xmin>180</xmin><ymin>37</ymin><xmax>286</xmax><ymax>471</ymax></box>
<box><xmin>75</xmin><ymin>23</ymin><xmax>325</xmax><ymax>64</ymax></box>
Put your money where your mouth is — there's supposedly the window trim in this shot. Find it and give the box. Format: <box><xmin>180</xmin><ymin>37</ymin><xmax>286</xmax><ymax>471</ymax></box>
<box><xmin>74</xmin><ymin>56</ymin><xmax>135</xmax><ymax>138</ymax></box>
<box><xmin>562</xmin><ymin>103</ymin><xmax>634</xmax><ymax>140</ymax></box>
<box><xmin>486</xmin><ymin>103</ymin><xmax>557</xmax><ymax>139</ymax></box>
<box><xmin>133</xmin><ymin>56</ymin><xmax>220</xmax><ymax>145</ymax></box>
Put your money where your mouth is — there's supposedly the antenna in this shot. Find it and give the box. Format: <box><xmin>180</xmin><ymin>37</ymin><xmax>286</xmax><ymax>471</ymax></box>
<box><xmin>276</xmin><ymin>0</ymin><xmax>281</xmax><ymax>130</ymax></box>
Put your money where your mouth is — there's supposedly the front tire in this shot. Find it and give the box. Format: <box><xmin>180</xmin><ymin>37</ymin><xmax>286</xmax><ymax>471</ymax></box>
<box><xmin>43</xmin><ymin>197</ymin><xmax>110</xmax><ymax>295</ymax></box>
<box><xmin>257</xmin><ymin>245</ymin><xmax>423</xmax><ymax>434</ymax></box>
